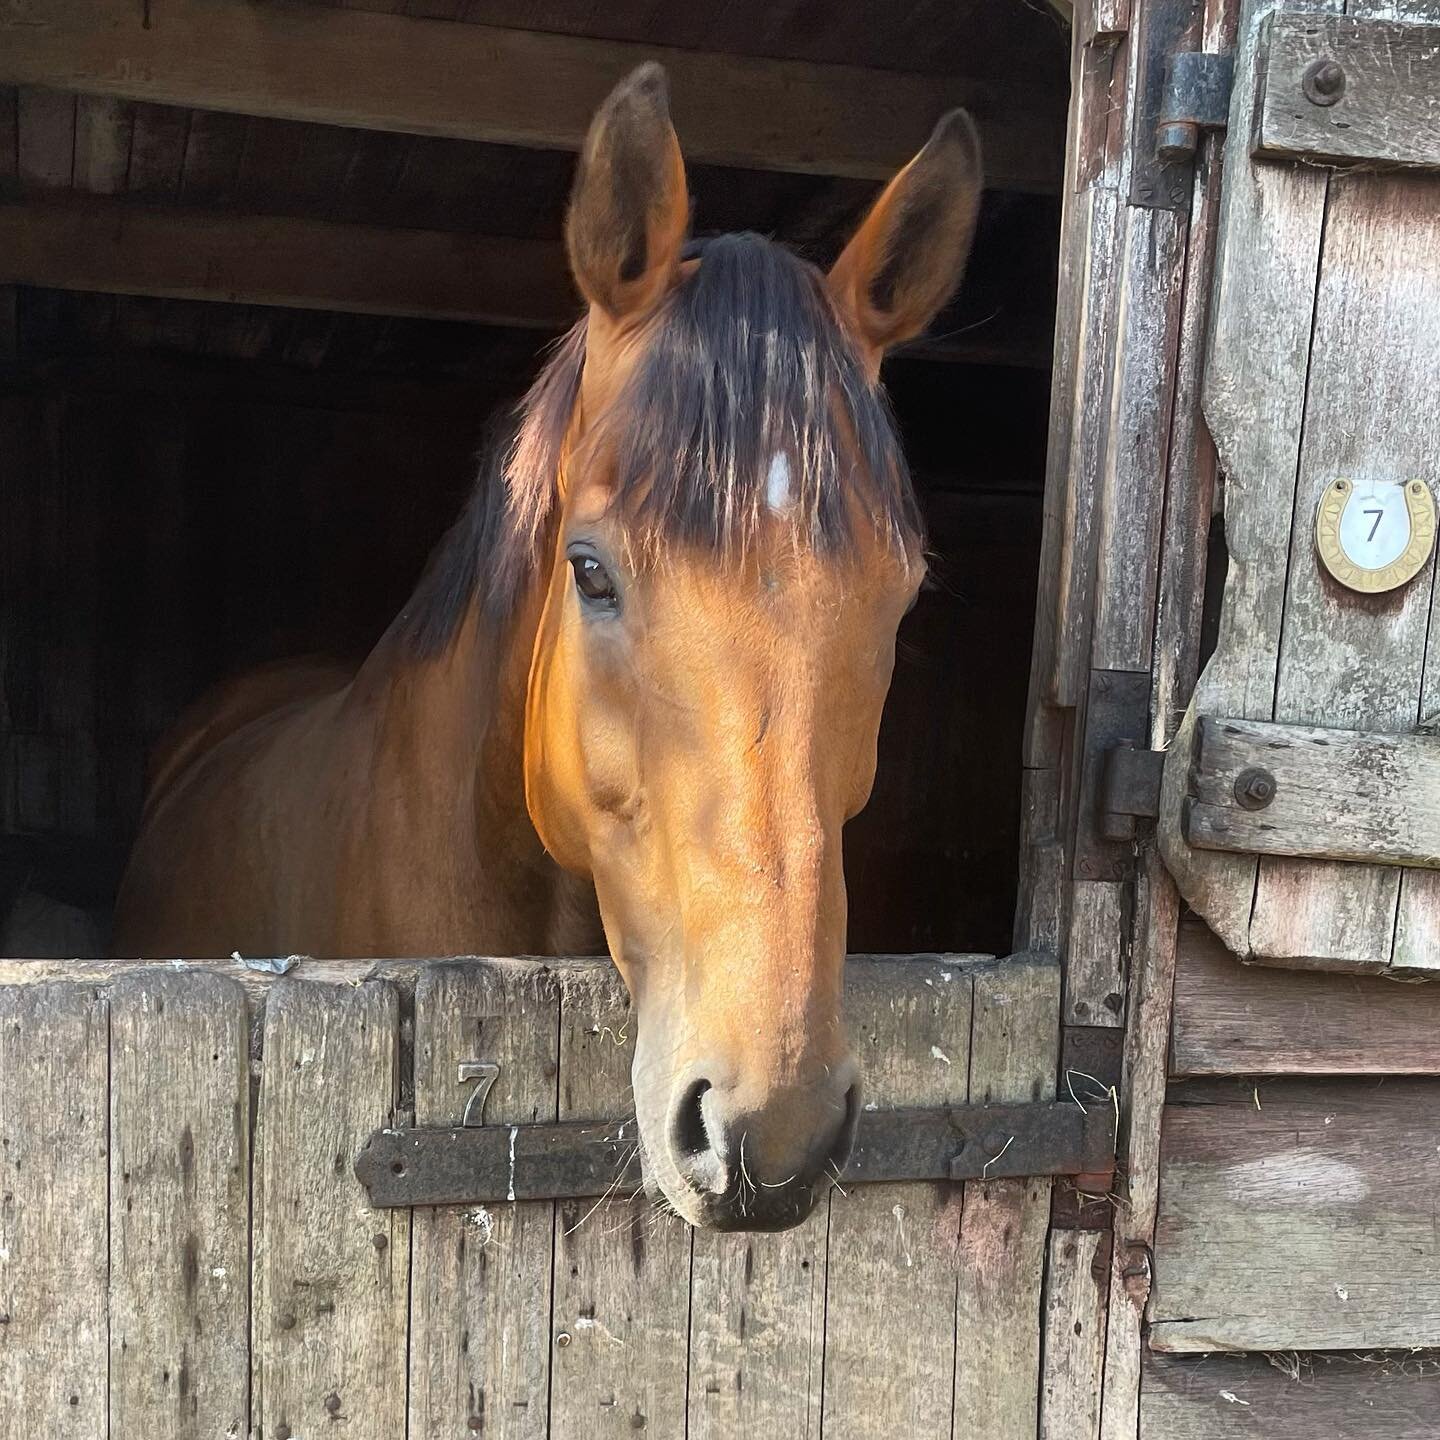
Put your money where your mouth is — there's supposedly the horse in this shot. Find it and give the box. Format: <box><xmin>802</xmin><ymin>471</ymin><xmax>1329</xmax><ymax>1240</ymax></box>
<box><xmin>113</xmin><ymin>64</ymin><xmax>983</xmax><ymax>1231</ymax></box>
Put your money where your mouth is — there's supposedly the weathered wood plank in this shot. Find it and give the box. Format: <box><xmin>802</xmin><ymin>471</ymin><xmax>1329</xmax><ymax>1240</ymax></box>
<box><xmin>1050</xmin><ymin>184</ymin><xmax>1125</xmax><ymax>713</ymax></box>
<box><xmin>1149</xmin><ymin>1079</ymin><xmax>1440</xmax><ymax>1351</ymax></box>
<box><xmin>687</xmin><ymin>1197</ymin><xmax>827</xmax><ymax>1440</ymax></box>
<box><xmin>408</xmin><ymin>962</ymin><xmax>558</xmax><ymax>1440</ymax></box>
<box><xmin>954</xmin><ymin>955</ymin><xmax>1060</xmax><ymax>1440</ymax></box>
<box><xmin>1065</xmin><ymin>880</ymin><xmax>1126</xmax><ymax>1026</ymax></box>
<box><xmin>1248</xmin><ymin>99</ymin><xmax>1440</xmax><ymax>967</ymax></box>
<box><xmin>1095</xmin><ymin>2</ymin><xmax>1232</xmax><ymax>1432</ymax></box>
<box><xmin>253</xmin><ymin>981</ymin><xmax>410</xmax><ymax>1440</ymax></box>
<box><xmin>72</xmin><ymin>95</ymin><xmax>131</xmax><ymax>194</ymax></box>
<box><xmin>1157</xmin><ymin>0</ymin><xmax>1339</xmax><ymax>958</ymax></box>
<box><xmin>0</xmin><ymin>983</ymin><xmax>109</xmax><ymax>1439</ymax></box>
<box><xmin>1090</xmin><ymin>203</ymin><xmax>1187</xmax><ymax>674</ymax></box>
<box><xmin>1257</xmin><ymin>13</ymin><xmax>1440</xmax><ymax>171</ymax></box>
<box><xmin>687</xmin><ymin>962</ymin><xmax>977</xmax><ymax>1440</ymax></box>
<box><xmin>821</xmin><ymin>958</ymin><xmax>974</xmax><ymax>1440</ymax></box>
<box><xmin>0</xmin><ymin>0</ymin><xmax>1062</xmax><ymax>189</ymax></box>
<box><xmin>1186</xmin><ymin>716</ymin><xmax>1440</xmax><ymax>869</ymax></box>
<box><xmin>550</xmin><ymin>966</ymin><xmax>691</xmax><ymax>1440</ymax></box>
<box><xmin>1142</xmin><ymin>1349</ymin><xmax>1440</xmax><ymax>1440</ymax></box>
<box><xmin>109</xmin><ymin>972</ymin><xmax>250</xmax><ymax>1440</ymax></box>
<box><xmin>0</xmin><ymin>200</ymin><xmax>574</xmax><ymax>330</ymax></box>
<box><xmin>1040</xmin><ymin>1229</ymin><xmax>1109</xmax><ymax>1440</ymax></box>
<box><xmin>1098</xmin><ymin>850</ymin><xmax>1182</xmax><ymax>1440</ymax></box>
<box><xmin>1172</xmin><ymin>917</ymin><xmax>1440</xmax><ymax>1076</ymax></box>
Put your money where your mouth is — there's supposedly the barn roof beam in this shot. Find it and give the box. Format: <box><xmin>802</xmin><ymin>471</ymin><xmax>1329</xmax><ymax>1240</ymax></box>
<box><xmin>0</xmin><ymin>0</ymin><xmax>1063</xmax><ymax>193</ymax></box>
<box><xmin>0</xmin><ymin>200</ymin><xmax>1050</xmax><ymax>367</ymax></box>
<box><xmin>0</xmin><ymin>200</ymin><xmax>578</xmax><ymax>332</ymax></box>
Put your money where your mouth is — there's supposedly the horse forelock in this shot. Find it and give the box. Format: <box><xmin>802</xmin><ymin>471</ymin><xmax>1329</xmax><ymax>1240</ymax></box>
<box><xmin>399</xmin><ymin>231</ymin><xmax>922</xmax><ymax>657</ymax></box>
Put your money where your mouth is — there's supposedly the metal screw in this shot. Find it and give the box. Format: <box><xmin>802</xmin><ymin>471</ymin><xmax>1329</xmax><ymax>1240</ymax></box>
<box><xmin>275</xmin><ymin>1425</ymin><xmax>293</xmax><ymax>1440</ymax></box>
<box><xmin>1234</xmin><ymin>767</ymin><xmax>1277</xmax><ymax>810</ymax></box>
<box><xmin>278</xmin><ymin>1312</ymin><xmax>297</xmax><ymax>1331</ymax></box>
<box><xmin>325</xmin><ymin>1393</ymin><xmax>342</xmax><ymax>1416</ymax></box>
<box><xmin>1302</xmin><ymin>58</ymin><xmax>1346</xmax><ymax>106</ymax></box>
<box><xmin>556</xmin><ymin>1331</ymin><xmax>573</xmax><ymax>1348</ymax></box>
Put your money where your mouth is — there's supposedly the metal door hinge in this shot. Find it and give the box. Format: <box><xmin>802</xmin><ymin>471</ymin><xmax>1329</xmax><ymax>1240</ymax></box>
<box><xmin>1099</xmin><ymin>740</ymin><xmax>1166</xmax><ymax>839</ymax></box>
<box><xmin>1157</xmin><ymin>50</ymin><xmax>1235</xmax><ymax>162</ymax></box>
<box><xmin>1130</xmin><ymin>0</ymin><xmax>1235</xmax><ymax>211</ymax></box>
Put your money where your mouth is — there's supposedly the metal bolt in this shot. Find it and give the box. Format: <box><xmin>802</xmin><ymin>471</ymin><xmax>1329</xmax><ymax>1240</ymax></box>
<box><xmin>275</xmin><ymin>1425</ymin><xmax>293</xmax><ymax>1440</ymax></box>
<box><xmin>1234</xmin><ymin>767</ymin><xmax>1277</xmax><ymax>810</ymax></box>
<box><xmin>556</xmin><ymin>1331</ymin><xmax>573</xmax><ymax>1348</ymax></box>
<box><xmin>325</xmin><ymin>1393</ymin><xmax>342</xmax><ymax>1415</ymax></box>
<box><xmin>1302</xmin><ymin>58</ymin><xmax>1346</xmax><ymax>106</ymax></box>
<box><xmin>278</xmin><ymin>1312</ymin><xmax>297</xmax><ymax>1331</ymax></box>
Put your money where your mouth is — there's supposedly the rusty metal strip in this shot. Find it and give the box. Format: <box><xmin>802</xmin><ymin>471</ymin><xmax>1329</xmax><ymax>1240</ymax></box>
<box><xmin>354</xmin><ymin>1101</ymin><xmax>1117</xmax><ymax>1208</ymax></box>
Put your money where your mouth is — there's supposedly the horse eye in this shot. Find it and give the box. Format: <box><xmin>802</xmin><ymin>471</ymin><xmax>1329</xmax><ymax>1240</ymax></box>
<box><xmin>571</xmin><ymin>555</ymin><xmax>619</xmax><ymax>609</ymax></box>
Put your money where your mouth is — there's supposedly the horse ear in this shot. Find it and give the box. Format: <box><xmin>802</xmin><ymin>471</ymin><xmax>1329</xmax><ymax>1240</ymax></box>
<box><xmin>566</xmin><ymin>63</ymin><xmax>689</xmax><ymax>324</ymax></box>
<box><xmin>827</xmin><ymin>110</ymin><xmax>983</xmax><ymax>369</ymax></box>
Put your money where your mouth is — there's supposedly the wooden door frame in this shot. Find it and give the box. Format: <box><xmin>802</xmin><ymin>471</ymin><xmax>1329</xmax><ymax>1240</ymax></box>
<box><xmin>1014</xmin><ymin>0</ymin><xmax>1238</xmax><ymax>1431</ymax></box>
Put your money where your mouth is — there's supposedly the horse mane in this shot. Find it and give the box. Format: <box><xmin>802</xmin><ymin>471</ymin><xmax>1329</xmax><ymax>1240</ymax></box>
<box><xmin>398</xmin><ymin>232</ymin><xmax>922</xmax><ymax>657</ymax></box>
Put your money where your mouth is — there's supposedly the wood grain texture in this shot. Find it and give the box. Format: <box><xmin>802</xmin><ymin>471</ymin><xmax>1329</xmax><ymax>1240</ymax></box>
<box><xmin>1050</xmin><ymin>184</ymin><xmax>1125</xmax><ymax>712</ymax></box>
<box><xmin>1150</xmin><ymin>1079</ymin><xmax>1440</xmax><ymax>1351</ymax></box>
<box><xmin>0</xmin><ymin>983</ymin><xmax>109</xmax><ymax>1439</ymax></box>
<box><xmin>1249</xmin><ymin>77</ymin><xmax>1440</xmax><ymax>966</ymax></box>
<box><xmin>252</xmin><ymin>981</ymin><xmax>410</xmax><ymax>1440</ymax></box>
<box><xmin>821</xmin><ymin>959</ymin><xmax>975</xmax><ymax>1440</ymax></box>
<box><xmin>954</xmin><ymin>955</ymin><xmax>1060</xmax><ymax>1440</ymax></box>
<box><xmin>1065</xmin><ymin>880</ymin><xmax>1126</xmax><ymax>1026</ymax></box>
<box><xmin>109</xmin><ymin>972</ymin><xmax>250</xmax><ymax>1440</ymax></box>
<box><xmin>0</xmin><ymin>0</ymin><xmax>1061</xmax><ymax>188</ymax></box>
<box><xmin>1143</xmin><ymin>1349</ymin><xmax>1440</xmax><ymax>1440</ymax></box>
<box><xmin>1186</xmin><ymin>716</ymin><xmax>1440</xmax><ymax>869</ymax></box>
<box><xmin>687</xmin><ymin>1217</ymin><xmax>826</xmax><ymax>1440</ymax></box>
<box><xmin>1090</xmin><ymin>203</ymin><xmax>1187</xmax><ymax>674</ymax></box>
<box><xmin>0</xmin><ymin>200</ymin><xmax>574</xmax><ymax>330</ymax></box>
<box><xmin>1172</xmin><ymin>917</ymin><xmax>1440</xmax><ymax>1076</ymax></box>
<box><xmin>72</xmin><ymin>95</ymin><xmax>130</xmax><ymax>195</ymax></box>
<box><xmin>1040</xmin><ymin>1228</ymin><xmax>1109</xmax><ymax>1440</ymax></box>
<box><xmin>407</xmin><ymin>962</ymin><xmax>559</xmax><ymax>1440</ymax></box>
<box><xmin>1098</xmin><ymin>850</ymin><xmax>1181</xmax><ymax>1440</ymax></box>
<box><xmin>1257</xmin><ymin>12</ymin><xmax>1440</xmax><ymax>170</ymax></box>
<box><xmin>1158</xmin><ymin>0</ymin><xmax>1339</xmax><ymax>959</ymax></box>
<box><xmin>549</xmin><ymin>966</ymin><xmax>692</xmax><ymax>1440</ymax></box>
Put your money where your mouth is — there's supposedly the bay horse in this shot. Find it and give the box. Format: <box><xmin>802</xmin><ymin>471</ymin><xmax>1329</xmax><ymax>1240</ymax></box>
<box><xmin>113</xmin><ymin>65</ymin><xmax>983</xmax><ymax>1231</ymax></box>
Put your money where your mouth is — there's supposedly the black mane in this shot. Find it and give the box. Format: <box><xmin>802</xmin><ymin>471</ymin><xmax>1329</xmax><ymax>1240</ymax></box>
<box><xmin>399</xmin><ymin>232</ymin><xmax>921</xmax><ymax>656</ymax></box>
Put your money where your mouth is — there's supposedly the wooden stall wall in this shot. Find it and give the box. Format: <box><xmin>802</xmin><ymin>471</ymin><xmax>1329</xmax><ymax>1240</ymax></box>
<box><xmin>0</xmin><ymin>952</ymin><xmax>1066</xmax><ymax>1440</ymax></box>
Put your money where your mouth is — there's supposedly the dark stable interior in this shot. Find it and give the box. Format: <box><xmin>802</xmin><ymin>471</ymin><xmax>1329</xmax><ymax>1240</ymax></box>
<box><xmin>0</xmin><ymin>12</ymin><xmax>1065</xmax><ymax>959</ymax></box>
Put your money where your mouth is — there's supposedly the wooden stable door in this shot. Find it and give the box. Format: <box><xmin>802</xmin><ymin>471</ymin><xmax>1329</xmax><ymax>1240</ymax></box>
<box><xmin>1025</xmin><ymin>0</ymin><xmax>1440</xmax><ymax>1434</ymax></box>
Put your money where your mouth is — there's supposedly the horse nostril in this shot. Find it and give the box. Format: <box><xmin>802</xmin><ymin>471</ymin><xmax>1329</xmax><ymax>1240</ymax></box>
<box><xmin>672</xmin><ymin>1077</ymin><xmax>713</xmax><ymax>1161</ymax></box>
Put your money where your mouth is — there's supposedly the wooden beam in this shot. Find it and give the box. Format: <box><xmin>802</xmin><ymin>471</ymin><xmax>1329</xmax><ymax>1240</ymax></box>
<box><xmin>1185</xmin><ymin>715</ymin><xmax>1440</xmax><ymax>870</ymax></box>
<box><xmin>1171</xmin><ymin>917</ymin><xmax>1440</xmax><ymax>1077</ymax></box>
<box><xmin>0</xmin><ymin>0</ymin><xmax>1063</xmax><ymax>191</ymax></box>
<box><xmin>0</xmin><ymin>199</ymin><xmax>1048</xmax><ymax>364</ymax></box>
<box><xmin>1144</xmin><ymin>1349</ymin><xmax>1440</xmax><ymax>1440</ymax></box>
<box><xmin>0</xmin><ymin>199</ymin><xmax>577</xmax><ymax>329</ymax></box>
<box><xmin>1149</xmin><ymin>1078</ymin><xmax>1440</xmax><ymax>1352</ymax></box>
<box><xmin>1257</xmin><ymin>13</ymin><xmax>1440</xmax><ymax>172</ymax></box>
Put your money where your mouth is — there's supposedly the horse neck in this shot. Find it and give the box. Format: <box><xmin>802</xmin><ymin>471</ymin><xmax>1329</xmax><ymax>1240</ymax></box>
<box><xmin>353</xmin><ymin>578</ymin><xmax>598</xmax><ymax>954</ymax></box>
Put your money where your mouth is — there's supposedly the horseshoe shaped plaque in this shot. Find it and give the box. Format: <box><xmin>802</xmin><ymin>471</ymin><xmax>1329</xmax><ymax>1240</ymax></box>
<box><xmin>1314</xmin><ymin>476</ymin><xmax>1436</xmax><ymax>595</ymax></box>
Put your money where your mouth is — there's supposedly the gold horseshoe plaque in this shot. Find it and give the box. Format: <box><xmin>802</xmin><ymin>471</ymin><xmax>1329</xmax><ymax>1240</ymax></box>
<box><xmin>1315</xmin><ymin>477</ymin><xmax>1436</xmax><ymax>594</ymax></box>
